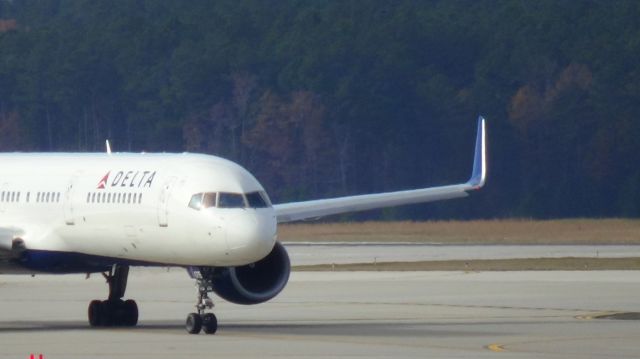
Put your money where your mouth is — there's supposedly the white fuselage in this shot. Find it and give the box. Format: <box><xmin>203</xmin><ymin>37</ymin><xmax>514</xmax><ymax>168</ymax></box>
<box><xmin>0</xmin><ymin>153</ymin><xmax>277</xmax><ymax>269</ymax></box>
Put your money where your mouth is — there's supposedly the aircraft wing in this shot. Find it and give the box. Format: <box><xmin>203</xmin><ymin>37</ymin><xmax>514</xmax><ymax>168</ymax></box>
<box><xmin>0</xmin><ymin>226</ymin><xmax>19</xmax><ymax>260</ymax></box>
<box><xmin>273</xmin><ymin>117</ymin><xmax>487</xmax><ymax>223</ymax></box>
<box><xmin>0</xmin><ymin>227</ymin><xmax>14</xmax><ymax>251</ymax></box>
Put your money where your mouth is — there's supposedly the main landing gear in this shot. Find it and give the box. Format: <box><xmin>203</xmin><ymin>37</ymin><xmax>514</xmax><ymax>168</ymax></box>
<box><xmin>88</xmin><ymin>264</ymin><xmax>139</xmax><ymax>327</ymax></box>
<box><xmin>185</xmin><ymin>267</ymin><xmax>218</xmax><ymax>334</ymax></box>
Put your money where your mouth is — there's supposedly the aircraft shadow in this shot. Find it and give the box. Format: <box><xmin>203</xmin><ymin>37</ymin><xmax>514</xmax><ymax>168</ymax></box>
<box><xmin>0</xmin><ymin>319</ymin><xmax>505</xmax><ymax>337</ymax></box>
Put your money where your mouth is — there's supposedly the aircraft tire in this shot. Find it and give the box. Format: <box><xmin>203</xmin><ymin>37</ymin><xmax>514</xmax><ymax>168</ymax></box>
<box><xmin>202</xmin><ymin>313</ymin><xmax>217</xmax><ymax>334</ymax></box>
<box><xmin>123</xmin><ymin>299</ymin><xmax>138</xmax><ymax>326</ymax></box>
<box><xmin>186</xmin><ymin>313</ymin><xmax>202</xmax><ymax>334</ymax></box>
<box><xmin>99</xmin><ymin>300</ymin><xmax>113</xmax><ymax>326</ymax></box>
<box><xmin>88</xmin><ymin>300</ymin><xmax>102</xmax><ymax>327</ymax></box>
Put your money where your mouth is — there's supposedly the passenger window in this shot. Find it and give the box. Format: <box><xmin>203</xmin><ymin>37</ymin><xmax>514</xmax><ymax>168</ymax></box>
<box><xmin>218</xmin><ymin>192</ymin><xmax>245</xmax><ymax>208</ymax></box>
<box><xmin>246</xmin><ymin>191</ymin><xmax>268</xmax><ymax>208</ymax></box>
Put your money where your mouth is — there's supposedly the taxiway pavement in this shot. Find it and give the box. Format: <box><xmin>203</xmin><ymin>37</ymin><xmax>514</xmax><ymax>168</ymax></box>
<box><xmin>0</xmin><ymin>269</ymin><xmax>639</xmax><ymax>358</ymax></box>
<box><xmin>284</xmin><ymin>242</ymin><xmax>640</xmax><ymax>265</ymax></box>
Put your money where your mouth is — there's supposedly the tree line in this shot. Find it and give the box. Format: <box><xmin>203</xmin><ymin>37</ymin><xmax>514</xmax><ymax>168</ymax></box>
<box><xmin>1</xmin><ymin>0</ymin><xmax>639</xmax><ymax>219</ymax></box>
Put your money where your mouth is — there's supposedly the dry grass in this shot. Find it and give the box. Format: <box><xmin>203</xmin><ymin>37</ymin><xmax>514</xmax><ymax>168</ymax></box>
<box><xmin>294</xmin><ymin>257</ymin><xmax>640</xmax><ymax>272</ymax></box>
<box><xmin>279</xmin><ymin>219</ymin><xmax>640</xmax><ymax>245</ymax></box>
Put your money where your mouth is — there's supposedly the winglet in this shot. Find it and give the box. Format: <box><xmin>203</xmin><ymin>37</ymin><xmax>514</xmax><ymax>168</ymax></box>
<box><xmin>467</xmin><ymin>116</ymin><xmax>487</xmax><ymax>189</ymax></box>
<box><xmin>105</xmin><ymin>140</ymin><xmax>112</xmax><ymax>155</ymax></box>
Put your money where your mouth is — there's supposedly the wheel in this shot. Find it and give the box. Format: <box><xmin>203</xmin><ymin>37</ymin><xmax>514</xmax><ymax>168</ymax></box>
<box><xmin>99</xmin><ymin>300</ymin><xmax>113</xmax><ymax>326</ymax></box>
<box><xmin>186</xmin><ymin>313</ymin><xmax>202</xmax><ymax>334</ymax></box>
<box><xmin>123</xmin><ymin>299</ymin><xmax>138</xmax><ymax>326</ymax></box>
<box><xmin>88</xmin><ymin>300</ymin><xmax>102</xmax><ymax>327</ymax></box>
<box><xmin>202</xmin><ymin>313</ymin><xmax>217</xmax><ymax>334</ymax></box>
<box><xmin>111</xmin><ymin>299</ymin><xmax>126</xmax><ymax>326</ymax></box>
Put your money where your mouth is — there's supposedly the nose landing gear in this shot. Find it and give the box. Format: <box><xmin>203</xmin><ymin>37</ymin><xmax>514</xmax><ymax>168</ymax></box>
<box><xmin>88</xmin><ymin>264</ymin><xmax>139</xmax><ymax>327</ymax></box>
<box><xmin>186</xmin><ymin>268</ymin><xmax>218</xmax><ymax>334</ymax></box>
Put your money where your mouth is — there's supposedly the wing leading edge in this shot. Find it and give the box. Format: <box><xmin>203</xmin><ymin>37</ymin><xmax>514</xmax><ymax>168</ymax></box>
<box><xmin>274</xmin><ymin>116</ymin><xmax>487</xmax><ymax>223</ymax></box>
<box><xmin>0</xmin><ymin>227</ymin><xmax>18</xmax><ymax>252</ymax></box>
<box><xmin>0</xmin><ymin>226</ymin><xmax>22</xmax><ymax>262</ymax></box>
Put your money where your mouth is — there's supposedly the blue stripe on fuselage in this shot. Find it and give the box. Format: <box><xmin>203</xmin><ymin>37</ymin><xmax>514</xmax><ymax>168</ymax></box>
<box><xmin>10</xmin><ymin>250</ymin><xmax>171</xmax><ymax>274</ymax></box>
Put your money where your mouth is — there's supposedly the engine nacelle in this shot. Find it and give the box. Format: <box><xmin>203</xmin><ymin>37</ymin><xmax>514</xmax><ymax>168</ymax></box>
<box><xmin>211</xmin><ymin>241</ymin><xmax>290</xmax><ymax>305</ymax></box>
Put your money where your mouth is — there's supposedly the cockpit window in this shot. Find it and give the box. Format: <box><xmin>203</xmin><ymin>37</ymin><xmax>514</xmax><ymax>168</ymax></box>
<box><xmin>218</xmin><ymin>192</ymin><xmax>246</xmax><ymax>208</ymax></box>
<box><xmin>246</xmin><ymin>191</ymin><xmax>268</xmax><ymax>208</ymax></box>
<box><xmin>189</xmin><ymin>191</ymin><xmax>270</xmax><ymax>210</ymax></box>
<box><xmin>188</xmin><ymin>192</ymin><xmax>217</xmax><ymax>210</ymax></box>
<box><xmin>188</xmin><ymin>193</ymin><xmax>203</xmax><ymax>210</ymax></box>
<box><xmin>202</xmin><ymin>192</ymin><xmax>217</xmax><ymax>208</ymax></box>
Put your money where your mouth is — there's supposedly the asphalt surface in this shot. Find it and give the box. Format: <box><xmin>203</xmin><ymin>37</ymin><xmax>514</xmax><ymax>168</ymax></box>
<box><xmin>1</xmin><ymin>268</ymin><xmax>639</xmax><ymax>358</ymax></box>
<box><xmin>284</xmin><ymin>242</ymin><xmax>640</xmax><ymax>265</ymax></box>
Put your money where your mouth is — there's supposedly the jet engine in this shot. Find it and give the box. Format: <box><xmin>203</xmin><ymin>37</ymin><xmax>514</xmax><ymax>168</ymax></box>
<box><xmin>211</xmin><ymin>241</ymin><xmax>290</xmax><ymax>305</ymax></box>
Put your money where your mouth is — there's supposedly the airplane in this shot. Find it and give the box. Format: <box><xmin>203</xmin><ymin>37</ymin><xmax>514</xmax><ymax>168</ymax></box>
<box><xmin>0</xmin><ymin>116</ymin><xmax>487</xmax><ymax>334</ymax></box>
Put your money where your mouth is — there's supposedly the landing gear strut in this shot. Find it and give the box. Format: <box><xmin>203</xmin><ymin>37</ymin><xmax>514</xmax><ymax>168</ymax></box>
<box><xmin>88</xmin><ymin>264</ymin><xmax>138</xmax><ymax>327</ymax></box>
<box><xmin>185</xmin><ymin>267</ymin><xmax>218</xmax><ymax>334</ymax></box>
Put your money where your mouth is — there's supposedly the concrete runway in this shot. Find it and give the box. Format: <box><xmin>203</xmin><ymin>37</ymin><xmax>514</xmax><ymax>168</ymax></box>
<box><xmin>1</xmin><ymin>269</ymin><xmax>639</xmax><ymax>358</ymax></box>
<box><xmin>284</xmin><ymin>242</ymin><xmax>640</xmax><ymax>265</ymax></box>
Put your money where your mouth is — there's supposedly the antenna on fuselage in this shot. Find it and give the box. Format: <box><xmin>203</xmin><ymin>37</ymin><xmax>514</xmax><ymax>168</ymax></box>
<box><xmin>105</xmin><ymin>140</ymin><xmax>112</xmax><ymax>155</ymax></box>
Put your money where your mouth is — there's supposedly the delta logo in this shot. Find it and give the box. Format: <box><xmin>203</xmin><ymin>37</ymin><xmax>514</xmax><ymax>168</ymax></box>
<box><xmin>96</xmin><ymin>170</ymin><xmax>157</xmax><ymax>189</ymax></box>
<box><xmin>97</xmin><ymin>171</ymin><xmax>110</xmax><ymax>189</ymax></box>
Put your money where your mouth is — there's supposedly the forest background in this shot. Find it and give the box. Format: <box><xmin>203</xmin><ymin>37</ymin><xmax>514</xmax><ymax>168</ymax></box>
<box><xmin>1</xmin><ymin>1</ymin><xmax>639</xmax><ymax>220</ymax></box>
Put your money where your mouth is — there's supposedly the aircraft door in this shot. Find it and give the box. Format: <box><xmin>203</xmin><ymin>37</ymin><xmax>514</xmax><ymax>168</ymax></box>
<box><xmin>209</xmin><ymin>216</ymin><xmax>229</xmax><ymax>255</ymax></box>
<box><xmin>64</xmin><ymin>175</ymin><xmax>78</xmax><ymax>225</ymax></box>
<box><xmin>158</xmin><ymin>177</ymin><xmax>177</xmax><ymax>227</ymax></box>
<box><xmin>0</xmin><ymin>183</ymin><xmax>6</xmax><ymax>213</ymax></box>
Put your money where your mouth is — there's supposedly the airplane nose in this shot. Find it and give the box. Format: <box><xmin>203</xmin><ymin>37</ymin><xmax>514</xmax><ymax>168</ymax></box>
<box><xmin>225</xmin><ymin>210</ymin><xmax>276</xmax><ymax>262</ymax></box>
